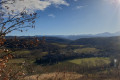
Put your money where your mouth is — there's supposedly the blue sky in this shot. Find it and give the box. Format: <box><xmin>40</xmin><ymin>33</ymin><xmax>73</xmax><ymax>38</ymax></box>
<box><xmin>8</xmin><ymin>0</ymin><xmax>120</xmax><ymax>36</ymax></box>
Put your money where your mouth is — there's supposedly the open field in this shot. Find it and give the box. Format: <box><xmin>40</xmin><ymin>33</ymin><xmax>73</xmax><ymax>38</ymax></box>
<box><xmin>69</xmin><ymin>57</ymin><xmax>110</xmax><ymax>67</ymax></box>
<box><xmin>51</xmin><ymin>43</ymin><xmax>68</xmax><ymax>48</ymax></box>
<box><xmin>74</xmin><ymin>48</ymin><xmax>99</xmax><ymax>54</ymax></box>
<box><xmin>8</xmin><ymin>58</ymin><xmax>25</xmax><ymax>63</ymax></box>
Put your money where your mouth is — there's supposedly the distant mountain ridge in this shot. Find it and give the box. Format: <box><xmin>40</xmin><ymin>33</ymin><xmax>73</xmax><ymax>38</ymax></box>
<box><xmin>36</xmin><ymin>31</ymin><xmax>120</xmax><ymax>40</ymax></box>
<box><xmin>7</xmin><ymin>31</ymin><xmax>120</xmax><ymax>40</ymax></box>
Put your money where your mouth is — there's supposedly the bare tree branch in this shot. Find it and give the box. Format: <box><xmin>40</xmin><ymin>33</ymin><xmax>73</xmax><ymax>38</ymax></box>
<box><xmin>0</xmin><ymin>0</ymin><xmax>37</xmax><ymax>37</ymax></box>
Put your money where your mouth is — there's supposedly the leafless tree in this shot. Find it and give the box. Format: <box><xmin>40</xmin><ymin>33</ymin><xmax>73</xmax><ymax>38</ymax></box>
<box><xmin>0</xmin><ymin>0</ymin><xmax>37</xmax><ymax>37</ymax></box>
<box><xmin>0</xmin><ymin>0</ymin><xmax>38</xmax><ymax>79</ymax></box>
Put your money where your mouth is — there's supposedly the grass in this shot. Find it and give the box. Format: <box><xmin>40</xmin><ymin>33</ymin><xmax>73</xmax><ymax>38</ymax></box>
<box><xmin>74</xmin><ymin>48</ymin><xmax>99</xmax><ymax>54</ymax></box>
<box><xmin>12</xmin><ymin>50</ymin><xmax>31</xmax><ymax>55</ymax></box>
<box><xmin>68</xmin><ymin>57</ymin><xmax>110</xmax><ymax>67</ymax></box>
<box><xmin>51</xmin><ymin>43</ymin><xmax>84</xmax><ymax>48</ymax></box>
<box><xmin>71</xmin><ymin>45</ymin><xmax>84</xmax><ymax>47</ymax></box>
<box><xmin>8</xmin><ymin>58</ymin><xmax>25</xmax><ymax>63</ymax></box>
<box><xmin>31</xmin><ymin>57</ymin><xmax>111</xmax><ymax>74</ymax></box>
<box><xmin>51</xmin><ymin>43</ymin><xmax>67</xmax><ymax>48</ymax></box>
<box><xmin>41</xmin><ymin>52</ymin><xmax>48</xmax><ymax>55</ymax></box>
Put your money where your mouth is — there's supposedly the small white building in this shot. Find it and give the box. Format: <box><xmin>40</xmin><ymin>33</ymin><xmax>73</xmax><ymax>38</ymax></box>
<box><xmin>114</xmin><ymin>59</ymin><xmax>117</xmax><ymax>68</ymax></box>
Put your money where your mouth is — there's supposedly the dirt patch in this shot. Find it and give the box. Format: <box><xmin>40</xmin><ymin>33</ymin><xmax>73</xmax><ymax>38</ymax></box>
<box><xmin>25</xmin><ymin>72</ymin><xmax>83</xmax><ymax>80</ymax></box>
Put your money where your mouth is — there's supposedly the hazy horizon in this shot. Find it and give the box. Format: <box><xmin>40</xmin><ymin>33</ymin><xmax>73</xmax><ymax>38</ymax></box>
<box><xmin>6</xmin><ymin>31</ymin><xmax>120</xmax><ymax>37</ymax></box>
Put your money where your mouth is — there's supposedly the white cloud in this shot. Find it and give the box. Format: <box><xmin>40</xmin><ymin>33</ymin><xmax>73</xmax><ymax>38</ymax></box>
<box><xmin>75</xmin><ymin>5</ymin><xmax>88</xmax><ymax>10</ymax></box>
<box><xmin>48</xmin><ymin>0</ymin><xmax>69</xmax><ymax>6</ymax></box>
<box><xmin>48</xmin><ymin>14</ymin><xmax>55</xmax><ymax>18</ymax></box>
<box><xmin>76</xmin><ymin>6</ymin><xmax>83</xmax><ymax>9</ymax></box>
<box><xmin>2</xmin><ymin>0</ymin><xmax>69</xmax><ymax>14</ymax></box>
